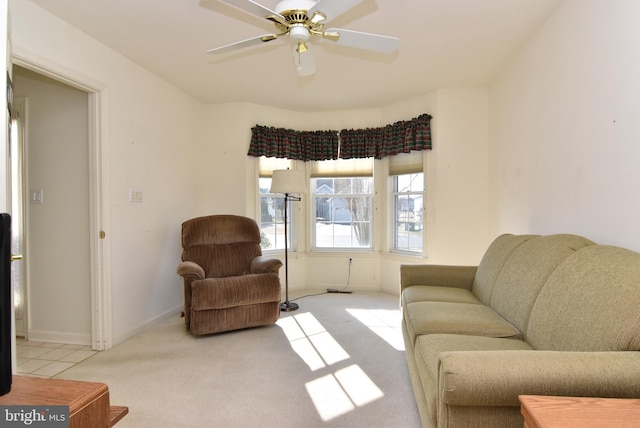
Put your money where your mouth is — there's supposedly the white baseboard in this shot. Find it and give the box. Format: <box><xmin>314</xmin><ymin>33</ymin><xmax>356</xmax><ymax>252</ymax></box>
<box><xmin>27</xmin><ymin>330</ymin><xmax>92</xmax><ymax>346</ymax></box>
<box><xmin>112</xmin><ymin>305</ymin><xmax>183</xmax><ymax>347</ymax></box>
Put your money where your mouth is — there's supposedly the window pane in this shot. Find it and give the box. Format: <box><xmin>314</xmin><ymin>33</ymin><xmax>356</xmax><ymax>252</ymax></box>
<box><xmin>397</xmin><ymin>173</ymin><xmax>424</xmax><ymax>192</ymax></box>
<box><xmin>393</xmin><ymin>173</ymin><xmax>424</xmax><ymax>253</ymax></box>
<box><xmin>313</xmin><ymin>177</ymin><xmax>373</xmax><ymax>249</ymax></box>
<box><xmin>259</xmin><ymin>177</ymin><xmax>290</xmax><ymax>250</ymax></box>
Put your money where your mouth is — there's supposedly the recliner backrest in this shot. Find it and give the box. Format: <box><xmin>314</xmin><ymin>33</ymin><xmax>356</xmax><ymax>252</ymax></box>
<box><xmin>181</xmin><ymin>215</ymin><xmax>262</xmax><ymax>278</ymax></box>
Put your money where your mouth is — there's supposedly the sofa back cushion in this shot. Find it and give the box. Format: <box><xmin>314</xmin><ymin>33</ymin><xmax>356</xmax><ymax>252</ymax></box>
<box><xmin>490</xmin><ymin>234</ymin><xmax>595</xmax><ymax>333</ymax></box>
<box><xmin>472</xmin><ymin>234</ymin><xmax>538</xmax><ymax>305</ymax></box>
<box><xmin>527</xmin><ymin>245</ymin><xmax>640</xmax><ymax>351</ymax></box>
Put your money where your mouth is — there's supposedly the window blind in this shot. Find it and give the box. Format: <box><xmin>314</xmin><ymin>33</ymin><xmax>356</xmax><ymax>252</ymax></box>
<box><xmin>258</xmin><ymin>157</ymin><xmax>294</xmax><ymax>177</ymax></box>
<box><xmin>389</xmin><ymin>151</ymin><xmax>423</xmax><ymax>175</ymax></box>
<box><xmin>310</xmin><ymin>158</ymin><xmax>373</xmax><ymax>177</ymax></box>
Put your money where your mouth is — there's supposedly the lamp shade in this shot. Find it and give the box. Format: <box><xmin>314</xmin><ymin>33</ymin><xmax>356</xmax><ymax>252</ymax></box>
<box><xmin>270</xmin><ymin>169</ymin><xmax>307</xmax><ymax>194</ymax></box>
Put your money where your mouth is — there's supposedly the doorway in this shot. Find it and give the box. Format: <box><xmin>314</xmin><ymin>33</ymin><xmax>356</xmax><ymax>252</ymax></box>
<box><xmin>9</xmin><ymin>61</ymin><xmax>110</xmax><ymax>350</ymax></box>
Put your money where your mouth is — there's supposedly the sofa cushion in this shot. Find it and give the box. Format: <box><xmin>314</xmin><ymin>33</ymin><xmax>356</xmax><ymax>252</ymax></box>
<box><xmin>527</xmin><ymin>245</ymin><xmax>640</xmax><ymax>351</ymax></box>
<box><xmin>414</xmin><ymin>334</ymin><xmax>533</xmax><ymax>424</ymax></box>
<box><xmin>472</xmin><ymin>234</ymin><xmax>538</xmax><ymax>305</ymax></box>
<box><xmin>404</xmin><ymin>301</ymin><xmax>521</xmax><ymax>345</ymax></box>
<box><xmin>402</xmin><ymin>285</ymin><xmax>481</xmax><ymax>306</ymax></box>
<box><xmin>490</xmin><ymin>234</ymin><xmax>595</xmax><ymax>333</ymax></box>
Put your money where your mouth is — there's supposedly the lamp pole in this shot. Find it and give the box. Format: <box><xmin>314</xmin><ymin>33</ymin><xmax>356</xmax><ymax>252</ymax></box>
<box><xmin>281</xmin><ymin>192</ymin><xmax>299</xmax><ymax>312</ymax></box>
<box><xmin>270</xmin><ymin>168</ymin><xmax>305</xmax><ymax>312</ymax></box>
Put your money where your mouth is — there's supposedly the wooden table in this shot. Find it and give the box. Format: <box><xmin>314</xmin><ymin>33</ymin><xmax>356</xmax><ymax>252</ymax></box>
<box><xmin>519</xmin><ymin>395</ymin><xmax>640</xmax><ymax>428</ymax></box>
<box><xmin>0</xmin><ymin>376</ymin><xmax>128</xmax><ymax>427</ymax></box>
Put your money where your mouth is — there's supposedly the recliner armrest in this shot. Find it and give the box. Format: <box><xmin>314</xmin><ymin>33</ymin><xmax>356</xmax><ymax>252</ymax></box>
<box><xmin>177</xmin><ymin>261</ymin><xmax>205</xmax><ymax>280</ymax></box>
<box><xmin>250</xmin><ymin>256</ymin><xmax>283</xmax><ymax>274</ymax></box>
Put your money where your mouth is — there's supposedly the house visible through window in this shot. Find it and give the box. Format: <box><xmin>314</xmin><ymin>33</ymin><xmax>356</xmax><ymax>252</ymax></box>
<box><xmin>311</xmin><ymin>158</ymin><xmax>374</xmax><ymax>249</ymax></box>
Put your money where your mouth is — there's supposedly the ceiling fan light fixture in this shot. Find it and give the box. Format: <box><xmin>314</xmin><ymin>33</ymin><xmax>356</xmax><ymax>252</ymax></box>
<box><xmin>289</xmin><ymin>25</ymin><xmax>310</xmax><ymax>42</ymax></box>
<box><xmin>296</xmin><ymin>42</ymin><xmax>308</xmax><ymax>53</ymax></box>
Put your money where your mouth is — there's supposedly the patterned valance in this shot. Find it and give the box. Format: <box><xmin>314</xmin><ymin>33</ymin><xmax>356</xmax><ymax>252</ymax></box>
<box><xmin>247</xmin><ymin>114</ymin><xmax>432</xmax><ymax>161</ymax></box>
<box><xmin>339</xmin><ymin>114</ymin><xmax>432</xmax><ymax>159</ymax></box>
<box><xmin>247</xmin><ymin>125</ymin><xmax>339</xmax><ymax>161</ymax></box>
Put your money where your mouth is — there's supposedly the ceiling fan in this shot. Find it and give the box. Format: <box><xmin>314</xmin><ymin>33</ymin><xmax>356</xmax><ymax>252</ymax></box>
<box><xmin>207</xmin><ymin>0</ymin><xmax>399</xmax><ymax>76</ymax></box>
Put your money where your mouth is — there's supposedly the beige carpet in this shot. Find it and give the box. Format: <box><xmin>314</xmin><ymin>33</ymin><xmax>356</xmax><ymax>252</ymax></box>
<box><xmin>55</xmin><ymin>291</ymin><xmax>421</xmax><ymax>428</ymax></box>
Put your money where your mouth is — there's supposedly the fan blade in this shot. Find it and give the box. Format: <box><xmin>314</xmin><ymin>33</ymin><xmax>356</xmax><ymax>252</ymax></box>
<box><xmin>292</xmin><ymin>43</ymin><xmax>315</xmax><ymax>77</ymax></box>
<box><xmin>219</xmin><ymin>0</ymin><xmax>286</xmax><ymax>25</ymax></box>
<box><xmin>207</xmin><ymin>34</ymin><xmax>278</xmax><ymax>55</ymax></box>
<box><xmin>324</xmin><ymin>28</ymin><xmax>399</xmax><ymax>53</ymax></box>
<box><xmin>308</xmin><ymin>0</ymin><xmax>365</xmax><ymax>23</ymax></box>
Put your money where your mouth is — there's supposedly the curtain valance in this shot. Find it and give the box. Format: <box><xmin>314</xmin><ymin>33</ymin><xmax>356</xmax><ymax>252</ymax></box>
<box><xmin>339</xmin><ymin>114</ymin><xmax>432</xmax><ymax>159</ymax></box>
<box><xmin>247</xmin><ymin>125</ymin><xmax>339</xmax><ymax>161</ymax></box>
<box><xmin>247</xmin><ymin>113</ymin><xmax>432</xmax><ymax>161</ymax></box>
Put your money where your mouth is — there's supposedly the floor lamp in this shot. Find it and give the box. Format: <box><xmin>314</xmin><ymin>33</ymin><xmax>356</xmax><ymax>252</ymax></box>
<box><xmin>270</xmin><ymin>169</ymin><xmax>306</xmax><ymax>312</ymax></box>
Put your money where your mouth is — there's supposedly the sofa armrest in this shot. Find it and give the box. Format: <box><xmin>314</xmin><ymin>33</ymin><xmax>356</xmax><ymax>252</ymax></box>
<box><xmin>400</xmin><ymin>264</ymin><xmax>477</xmax><ymax>293</ymax></box>
<box><xmin>438</xmin><ymin>350</ymin><xmax>640</xmax><ymax>408</ymax></box>
<box><xmin>177</xmin><ymin>261</ymin><xmax>205</xmax><ymax>280</ymax></box>
<box><xmin>250</xmin><ymin>256</ymin><xmax>283</xmax><ymax>275</ymax></box>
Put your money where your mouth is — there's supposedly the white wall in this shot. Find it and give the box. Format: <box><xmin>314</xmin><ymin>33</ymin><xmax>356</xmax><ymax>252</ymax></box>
<box><xmin>10</xmin><ymin>0</ymin><xmax>205</xmax><ymax>345</ymax></box>
<box><xmin>489</xmin><ymin>0</ymin><xmax>640</xmax><ymax>251</ymax></box>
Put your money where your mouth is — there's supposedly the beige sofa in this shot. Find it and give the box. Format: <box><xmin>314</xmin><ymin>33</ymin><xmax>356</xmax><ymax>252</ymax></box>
<box><xmin>400</xmin><ymin>233</ymin><xmax>640</xmax><ymax>428</ymax></box>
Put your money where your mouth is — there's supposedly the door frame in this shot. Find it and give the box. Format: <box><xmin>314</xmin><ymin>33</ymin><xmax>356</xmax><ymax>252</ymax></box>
<box><xmin>10</xmin><ymin>96</ymin><xmax>26</xmax><ymax>339</ymax></box>
<box><xmin>12</xmin><ymin>54</ymin><xmax>112</xmax><ymax>351</ymax></box>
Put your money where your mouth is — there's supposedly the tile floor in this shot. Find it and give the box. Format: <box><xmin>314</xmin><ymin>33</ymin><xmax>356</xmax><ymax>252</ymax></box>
<box><xmin>15</xmin><ymin>338</ymin><xmax>97</xmax><ymax>378</ymax></box>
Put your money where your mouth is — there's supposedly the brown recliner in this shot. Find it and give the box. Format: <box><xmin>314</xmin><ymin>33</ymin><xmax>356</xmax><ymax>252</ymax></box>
<box><xmin>176</xmin><ymin>215</ymin><xmax>283</xmax><ymax>335</ymax></box>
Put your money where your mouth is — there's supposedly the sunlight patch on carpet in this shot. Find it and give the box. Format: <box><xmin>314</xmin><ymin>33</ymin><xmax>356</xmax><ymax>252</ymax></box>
<box><xmin>277</xmin><ymin>312</ymin><xmax>349</xmax><ymax>371</ymax></box>
<box><xmin>335</xmin><ymin>364</ymin><xmax>384</xmax><ymax>406</ymax></box>
<box><xmin>346</xmin><ymin>308</ymin><xmax>405</xmax><ymax>351</ymax></box>
<box><xmin>305</xmin><ymin>364</ymin><xmax>383</xmax><ymax>421</ymax></box>
<box><xmin>278</xmin><ymin>311</ymin><xmax>386</xmax><ymax>422</ymax></box>
<box><xmin>306</xmin><ymin>374</ymin><xmax>355</xmax><ymax>420</ymax></box>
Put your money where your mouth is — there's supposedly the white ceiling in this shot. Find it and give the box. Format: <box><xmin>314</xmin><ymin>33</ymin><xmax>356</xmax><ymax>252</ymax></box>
<box><xmin>27</xmin><ymin>0</ymin><xmax>561</xmax><ymax>111</ymax></box>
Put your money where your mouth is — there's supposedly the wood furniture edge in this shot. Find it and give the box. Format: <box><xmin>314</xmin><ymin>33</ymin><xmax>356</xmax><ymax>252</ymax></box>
<box><xmin>0</xmin><ymin>376</ymin><xmax>128</xmax><ymax>427</ymax></box>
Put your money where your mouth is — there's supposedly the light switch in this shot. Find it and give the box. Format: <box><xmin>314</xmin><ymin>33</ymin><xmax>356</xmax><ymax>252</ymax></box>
<box><xmin>31</xmin><ymin>189</ymin><xmax>43</xmax><ymax>204</ymax></box>
<box><xmin>129</xmin><ymin>189</ymin><xmax>143</xmax><ymax>202</ymax></box>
